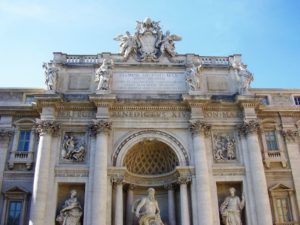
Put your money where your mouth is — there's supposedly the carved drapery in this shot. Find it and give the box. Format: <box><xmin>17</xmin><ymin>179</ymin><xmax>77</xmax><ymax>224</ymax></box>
<box><xmin>238</xmin><ymin>120</ymin><xmax>260</xmax><ymax>135</ymax></box>
<box><xmin>189</xmin><ymin>120</ymin><xmax>211</xmax><ymax>136</ymax></box>
<box><xmin>281</xmin><ymin>129</ymin><xmax>299</xmax><ymax>143</ymax></box>
<box><xmin>89</xmin><ymin>120</ymin><xmax>111</xmax><ymax>136</ymax></box>
<box><xmin>33</xmin><ymin>119</ymin><xmax>60</xmax><ymax>136</ymax></box>
<box><xmin>213</xmin><ymin>133</ymin><xmax>236</xmax><ymax>161</ymax></box>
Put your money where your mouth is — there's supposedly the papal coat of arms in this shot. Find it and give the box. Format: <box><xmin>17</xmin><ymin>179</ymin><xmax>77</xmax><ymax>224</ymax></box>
<box><xmin>114</xmin><ymin>17</ymin><xmax>181</xmax><ymax>62</ymax></box>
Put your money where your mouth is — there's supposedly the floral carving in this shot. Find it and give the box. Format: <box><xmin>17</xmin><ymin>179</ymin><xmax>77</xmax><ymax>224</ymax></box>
<box><xmin>238</xmin><ymin>120</ymin><xmax>260</xmax><ymax>135</ymax></box>
<box><xmin>89</xmin><ymin>120</ymin><xmax>112</xmax><ymax>136</ymax></box>
<box><xmin>111</xmin><ymin>175</ymin><xmax>124</xmax><ymax>185</ymax></box>
<box><xmin>281</xmin><ymin>129</ymin><xmax>299</xmax><ymax>143</ymax></box>
<box><xmin>34</xmin><ymin>119</ymin><xmax>60</xmax><ymax>135</ymax></box>
<box><xmin>177</xmin><ymin>175</ymin><xmax>192</xmax><ymax>184</ymax></box>
<box><xmin>190</xmin><ymin>120</ymin><xmax>211</xmax><ymax>136</ymax></box>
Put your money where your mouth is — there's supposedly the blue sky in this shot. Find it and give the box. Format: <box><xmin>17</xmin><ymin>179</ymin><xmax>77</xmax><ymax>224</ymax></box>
<box><xmin>0</xmin><ymin>0</ymin><xmax>299</xmax><ymax>88</ymax></box>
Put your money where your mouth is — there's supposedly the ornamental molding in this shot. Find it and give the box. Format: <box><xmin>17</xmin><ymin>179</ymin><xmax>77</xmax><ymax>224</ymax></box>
<box><xmin>54</xmin><ymin>168</ymin><xmax>89</xmax><ymax>177</ymax></box>
<box><xmin>212</xmin><ymin>167</ymin><xmax>245</xmax><ymax>176</ymax></box>
<box><xmin>114</xmin><ymin>17</ymin><xmax>181</xmax><ymax>62</ymax></box>
<box><xmin>113</xmin><ymin>130</ymin><xmax>189</xmax><ymax>166</ymax></box>
<box><xmin>238</xmin><ymin>120</ymin><xmax>260</xmax><ymax>135</ymax></box>
<box><xmin>34</xmin><ymin>119</ymin><xmax>60</xmax><ymax>136</ymax></box>
<box><xmin>281</xmin><ymin>129</ymin><xmax>299</xmax><ymax>143</ymax></box>
<box><xmin>89</xmin><ymin>119</ymin><xmax>112</xmax><ymax>136</ymax></box>
<box><xmin>189</xmin><ymin>120</ymin><xmax>211</xmax><ymax>136</ymax></box>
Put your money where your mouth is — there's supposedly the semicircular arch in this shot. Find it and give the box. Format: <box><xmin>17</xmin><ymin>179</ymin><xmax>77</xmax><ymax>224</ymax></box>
<box><xmin>112</xmin><ymin>130</ymin><xmax>189</xmax><ymax>167</ymax></box>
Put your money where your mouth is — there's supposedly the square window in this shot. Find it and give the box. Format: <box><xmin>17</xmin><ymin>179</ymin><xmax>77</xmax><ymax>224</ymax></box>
<box><xmin>17</xmin><ymin>130</ymin><xmax>31</xmax><ymax>152</ymax></box>
<box><xmin>265</xmin><ymin>130</ymin><xmax>278</xmax><ymax>151</ymax></box>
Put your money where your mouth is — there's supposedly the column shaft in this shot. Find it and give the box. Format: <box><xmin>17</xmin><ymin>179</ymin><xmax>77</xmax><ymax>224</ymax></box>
<box><xmin>192</xmin><ymin>132</ymin><xmax>214</xmax><ymax>225</ymax></box>
<box><xmin>246</xmin><ymin>133</ymin><xmax>273</xmax><ymax>225</ymax></box>
<box><xmin>115</xmin><ymin>183</ymin><xmax>123</xmax><ymax>225</ymax></box>
<box><xmin>180</xmin><ymin>183</ymin><xmax>190</xmax><ymax>225</ymax></box>
<box><xmin>126</xmin><ymin>187</ymin><xmax>134</xmax><ymax>225</ymax></box>
<box><xmin>91</xmin><ymin>132</ymin><xmax>108</xmax><ymax>225</ymax></box>
<box><xmin>29</xmin><ymin>134</ymin><xmax>52</xmax><ymax>225</ymax></box>
<box><xmin>168</xmin><ymin>187</ymin><xmax>176</xmax><ymax>225</ymax></box>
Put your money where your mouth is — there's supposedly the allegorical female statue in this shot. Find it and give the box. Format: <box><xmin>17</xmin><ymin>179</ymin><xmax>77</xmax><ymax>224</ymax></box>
<box><xmin>220</xmin><ymin>187</ymin><xmax>245</xmax><ymax>225</ymax></box>
<box><xmin>56</xmin><ymin>190</ymin><xmax>83</xmax><ymax>225</ymax></box>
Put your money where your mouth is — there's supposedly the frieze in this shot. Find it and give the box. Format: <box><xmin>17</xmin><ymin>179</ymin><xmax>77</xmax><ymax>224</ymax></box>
<box><xmin>57</xmin><ymin>111</ymin><xmax>96</xmax><ymax>119</ymax></box>
<box><xmin>203</xmin><ymin>111</ymin><xmax>242</xmax><ymax>119</ymax></box>
<box><xmin>111</xmin><ymin>110</ymin><xmax>190</xmax><ymax>119</ymax></box>
<box><xmin>212</xmin><ymin>167</ymin><xmax>245</xmax><ymax>176</ymax></box>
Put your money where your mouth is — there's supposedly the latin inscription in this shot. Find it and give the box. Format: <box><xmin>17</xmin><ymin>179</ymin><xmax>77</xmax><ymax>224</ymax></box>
<box><xmin>112</xmin><ymin>72</ymin><xmax>186</xmax><ymax>93</ymax></box>
<box><xmin>58</xmin><ymin>111</ymin><xmax>95</xmax><ymax>119</ymax></box>
<box><xmin>204</xmin><ymin>111</ymin><xmax>242</xmax><ymax>119</ymax></box>
<box><xmin>111</xmin><ymin>111</ymin><xmax>190</xmax><ymax>119</ymax></box>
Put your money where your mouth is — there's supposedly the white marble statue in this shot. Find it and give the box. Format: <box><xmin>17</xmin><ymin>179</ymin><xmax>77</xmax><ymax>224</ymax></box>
<box><xmin>62</xmin><ymin>135</ymin><xmax>85</xmax><ymax>162</ymax></box>
<box><xmin>220</xmin><ymin>187</ymin><xmax>245</xmax><ymax>225</ymax></box>
<box><xmin>132</xmin><ymin>188</ymin><xmax>164</xmax><ymax>225</ymax></box>
<box><xmin>95</xmin><ymin>59</ymin><xmax>113</xmax><ymax>90</ymax></box>
<box><xmin>43</xmin><ymin>63</ymin><xmax>59</xmax><ymax>91</ymax></box>
<box><xmin>160</xmin><ymin>31</ymin><xmax>182</xmax><ymax>57</ymax></box>
<box><xmin>239</xmin><ymin>71</ymin><xmax>253</xmax><ymax>94</ymax></box>
<box><xmin>56</xmin><ymin>190</ymin><xmax>83</xmax><ymax>225</ymax></box>
<box><xmin>185</xmin><ymin>64</ymin><xmax>202</xmax><ymax>91</ymax></box>
<box><xmin>114</xmin><ymin>31</ymin><xmax>137</xmax><ymax>60</ymax></box>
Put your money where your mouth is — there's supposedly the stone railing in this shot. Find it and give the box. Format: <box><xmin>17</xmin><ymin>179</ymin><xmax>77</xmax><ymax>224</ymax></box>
<box><xmin>200</xmin><ymin>56</ymin><xmax>229</xmax><ymax>66</ymax></box>
<box><xmin>8</xmin><ymin>151</ymin><xmax>34</xmax><ymax>170</ymax></box>
<box><xmin>14</xmin><ymin>151</ymin><xmax>29</xmax><ymax>159</ymax></box>
<box><xmin>264</xmin><ymin>150</ymin><xmax>287</xmax><ymax>168</ymax></box>
<box><xmin>267</xmin><ymin>151</ymin><xmax>281</xmax><ymax>158</ymax></box>
<box><xmin>66</xmin><ymin>55</ymin><xmax>99</xmax><ymax>64</ymax></box>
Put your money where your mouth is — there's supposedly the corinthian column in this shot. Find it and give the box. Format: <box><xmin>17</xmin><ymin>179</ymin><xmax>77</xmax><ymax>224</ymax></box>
<box><xmin>189</xmin><ymin>120</ymin><xmax>214</xmax><ymax>225</ymax></box>
<box><xmin>165</xmin><ymin>184</ymin><xmax>176</xmax><ymax>225</ymax></box>
<box><xmin>112</xmin><ymin>175</ymin><xmax>124</xmax><ymax>225</ymax></box>
<box><xmin>126</xmin><ymin>185</ymin><xmax>134</xmax><ymax>225</ymax></box>
<box><xmin>178</xmin><ymin>176</ymin><xmax>191</xmax><ymax>225</ymax></box>
<box><xmin>29</xmin><ymin>120</ymin><xmax>60</xmax><ymax>225</ymax></box>
<box><xmin>90</xmin><ymin>120</ymin><xmax>111</xmax><ymax>225</ymax></box>
<box><xmin>239</xmin><ymin>120</ymin><xmax>273</xmax><ymax>225</ymax></box>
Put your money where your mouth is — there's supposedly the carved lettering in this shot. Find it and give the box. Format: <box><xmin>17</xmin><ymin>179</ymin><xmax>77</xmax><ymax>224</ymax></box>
<box><xmin>58</xmin><ymin>111</ymin><xmax>96</xmax><ymax>119</ymax></box>
<box><xmin>111</xmin><ymin>111</ymin><xmax>190</xmax><ymax>119</ymax></box>
<box><xmin>204</xmin><ymin>111</ymin><xmax>241</xmax><ymax>119</ymax></box>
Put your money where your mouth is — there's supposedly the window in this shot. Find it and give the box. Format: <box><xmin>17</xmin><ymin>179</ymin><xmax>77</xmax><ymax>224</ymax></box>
<box><xmin>276</xmin><ymin>198</ymin><xmax>293</xmax><ymax>222</ymax></box>
<box><xmin>7</xmin><ymin>201</ymin><xmax>23</xmax><ymax>225</ymax></box>
<box><xmin>17</xmin><ymin>130</ymin><xmax>31</xmax><ymax>152</ymax></box>
<box><xmin>260</xmin><ymin>96</ymin><xmax>269</xmax><ymax>105</ymax></box>
<box><xmin>265</xmin><ymin>130</ymin><xmax>278</xmax><ymax>151</ymax></box>
<box><xmin>294</xmin><ymin>96</ymin><xmax>300</xmax><ymax>105</ymax></box>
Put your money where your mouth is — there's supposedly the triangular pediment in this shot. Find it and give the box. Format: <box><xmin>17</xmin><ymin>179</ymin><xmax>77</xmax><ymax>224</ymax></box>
<box><xmin>3</xmin><ymin>186</ymin><xmax>30</xmax><ymax>194</ymax></box>
<box><xmin>269</xmin><ymin>183</ymin><xmax>293</xmax><ymax>192</ymax></box>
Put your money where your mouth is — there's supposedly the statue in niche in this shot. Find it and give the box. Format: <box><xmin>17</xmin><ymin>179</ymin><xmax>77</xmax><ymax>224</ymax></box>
<box><xmin>185</xmin><ymin>64</ymin><xmax>202</xmax><ymax>91</ymax></box>
<box><xmin>56</xmin><ymin>189</ymin><xmax>83</xmax><ymax>225</ymax></box>
<box><xmin>43</xmin><ymin>62</ymin><xmax>59</xmax><ymax>91</ymax></box>
<box><xmin>213</xmin><ymin>134</ymin><xmax>236</xmax><ymax>161</ymax></box>
<box><xmin>132</xmin><ymin>188</ymin><xmax>164</xmax><ymax>225</ymax></box>
<box><xmin>62</xmin><ymin>135</ymin><xmax>86</xmax><ymax>162</ymax></box>
<box><xmin>95</xmin><ymin>59</ymin><xmax>113</xmax><ymax>90</ymax></box>
<box><xmin>159</xmin><ymin>30</ymin><xmax>182</xmax><ymax>57</ymax></box>
<box><xmin>114</xmin><ymin>31</ymin><xmax>137</xmax><ymax>60</ymax></box>
<box><xmin>220</xmin><ymin>187</ymin><xmax>245</xmax><ymax>225</ymax></box>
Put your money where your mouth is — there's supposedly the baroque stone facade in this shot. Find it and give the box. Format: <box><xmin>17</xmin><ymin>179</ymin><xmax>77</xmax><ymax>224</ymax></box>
<box><xmin>1</xmin><ymin>18</ymin><xmax>300</xmax><ymax>225</ymax></box>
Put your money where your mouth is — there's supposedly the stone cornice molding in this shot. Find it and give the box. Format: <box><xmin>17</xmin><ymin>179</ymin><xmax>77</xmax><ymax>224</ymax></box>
<box><xmin>56</xmin><ymin>103</ymin><xmax>95</xmax><ymax>111</ymax></box>
<box><xmin>35</xmin><ymin>94</ymin><xmax>63</xmax><ymax>109</ymax></box>
<box><xmin>189</xmin><ymin>120</ymin><xmax>211</xmax><ymax>136</ymax></box>
<box><xmin>238</xmin><ymin>120</ymin><xmax>260</xmax><ymax>135</ymax></box>
<box><xmin>236</xmin><ymin>96</ymin><xmax>261</xmax><ymax>108</ymax></box>
<box><xmin>33</xmin><ymin>119</ymin><xmax>60</xmax><ymax>136</ymax></box>
<box><xmin>182</xmin><ymin>94</ymin><xmax>210</xmax><ymax>107</ymax></box>
<box><xmin>89</xmin><ymin>94</ymin><xmax>116</xmax><ymax>107</ymax></box>
<box><xmin>89</xmin><ymin>119</ymin><xmax>112</xmax><ymax>136</ymax></box>
<box><xmin>281</xmin><ymin>129</ymin><xmax>299</xmax><ymax>143</ymax></box>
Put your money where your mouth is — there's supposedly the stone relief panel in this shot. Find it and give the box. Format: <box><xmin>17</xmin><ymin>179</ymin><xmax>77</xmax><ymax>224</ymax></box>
<box><xmin>207</xmin><ymin>76</ymin><xmax>229</xmax><ymax>92</ymax></box>
<box><xmin>271</xmin><ymin>95</ymin><xmax>293</xmax><ymax>106</ymax></box>
<box><xmin>61</xmin><ymin>132</ymin><xmax>86</xmax><ymax>162</ymax></box>
<box><xmin>68</xmin><ymin>74</ymin><xmax>91</xmax><ymax>91</ymax></box>
<box><xmin>212</xmin><ymin>131</ymin><xmax>237</xmax><ymax>162</ymax></box>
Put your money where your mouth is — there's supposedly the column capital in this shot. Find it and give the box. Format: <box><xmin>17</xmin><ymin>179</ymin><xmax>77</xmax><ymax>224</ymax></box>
<box><xmin>281</xmin><ymin>129</ymin><xmax>299</xmax><ymax>143</ymax></box>
<box><xmin>33</xmin><ymin>119</ymin><xmax>60</xmax><ymax>136</ymax></box>
<box><xmin>0</xmin><ymin>129</ymin><xmax>14</xmax><ymax>139</ymax></box>
<box><xmin>90</xmin><ymin>119</ymin><xmax>112</xmax><ymax>136</ymax></box>
<box><xmin>111</xmin><ymin>174</ymin><xmax>124</xmax><ymax>185</ymax></box>
<box><xmin>189</xmin><ymin>120</ymin><xmax>211</xmax><ymax>136</ymax></box>
<box><xmin>238</xmin><ymin>120</ymin><xmax>260</xmax><ymax>136</ymax></box>
<box><xmin>177</xmin><ymin>175</ymin><xmax>192</xmax><ymax>185</ymax></box>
